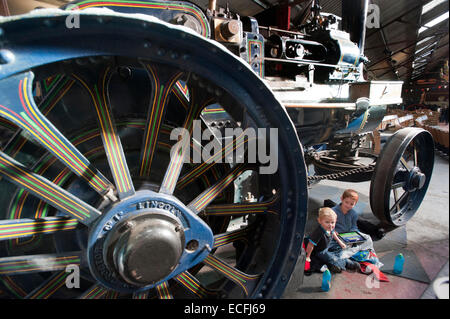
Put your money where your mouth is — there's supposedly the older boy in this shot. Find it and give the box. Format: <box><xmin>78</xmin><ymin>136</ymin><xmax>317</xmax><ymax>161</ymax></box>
<box><xmin>332</xmin><ymin>189</ymin><xmax>359</xmax><ymax>234</ymax></box>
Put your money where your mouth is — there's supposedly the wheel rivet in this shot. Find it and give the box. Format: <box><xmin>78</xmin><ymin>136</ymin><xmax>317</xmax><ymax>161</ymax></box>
<box><xmin>0</xmin><ymin>49</ymin><xmax>14</xmax><ymax>65</ymax></box>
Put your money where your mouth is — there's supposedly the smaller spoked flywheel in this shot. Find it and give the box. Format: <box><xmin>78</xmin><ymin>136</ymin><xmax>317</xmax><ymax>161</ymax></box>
<box><xmin>370</xmin><ymin>128</ymin><xmax>434</xmax><ymax>227</ymax></box>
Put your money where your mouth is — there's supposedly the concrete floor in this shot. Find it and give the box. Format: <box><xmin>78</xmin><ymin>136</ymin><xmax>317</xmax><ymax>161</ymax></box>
<box><xmin>282</xmin><ymin>150</ymin><xmax>449</xmax><ymax>299</ymax></box>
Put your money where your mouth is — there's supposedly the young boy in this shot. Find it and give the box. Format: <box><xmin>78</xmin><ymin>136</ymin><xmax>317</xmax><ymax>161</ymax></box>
<box><xmin>305</xmin><ymin>207</ymin><xmax>347</xmax><ymax>273</ymax></box>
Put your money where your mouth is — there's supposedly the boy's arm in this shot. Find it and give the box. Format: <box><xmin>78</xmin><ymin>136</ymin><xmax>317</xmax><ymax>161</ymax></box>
<box><xmin>332</xmin><ymin>231</ymin><xmax>347</xmax><ymax>249</ymax></box>
<box><xmin>305</xmin><ymin>242</ymin><xmax>315</xmax><ymax>262</ymax></box>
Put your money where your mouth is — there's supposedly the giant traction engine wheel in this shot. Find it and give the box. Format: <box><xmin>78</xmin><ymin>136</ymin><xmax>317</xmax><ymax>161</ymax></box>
<box><xmin>0</xmin><ymin>10</ymin><xmax>308</xmax><ymax>299</ymax></box>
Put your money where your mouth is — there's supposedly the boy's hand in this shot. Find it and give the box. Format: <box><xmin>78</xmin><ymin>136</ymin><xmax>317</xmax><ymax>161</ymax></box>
<box><xmin>306</xmin><ymin>257</ymin><xmax>311</xmax><ymax>262</ymax></box>
<box><xmin>340</xmin><ymin>243</ymin><xmax>347</xmax><ymax>249</ymax></box>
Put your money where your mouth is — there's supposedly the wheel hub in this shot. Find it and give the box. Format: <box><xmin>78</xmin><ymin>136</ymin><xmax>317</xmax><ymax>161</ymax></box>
<box><xmin>87</xmin><ymin>190</ymin><xmax>213</xmax><ymax>293</ymax></box>
<box><xmin>407</xmin><ymin>167</ymin><xmax>426</xmax><ymax>192</ymax></box>
<box><xmin>106</xmin><ymin>210</ymin><xmax>185</xmax><ymax>286</ymax></box>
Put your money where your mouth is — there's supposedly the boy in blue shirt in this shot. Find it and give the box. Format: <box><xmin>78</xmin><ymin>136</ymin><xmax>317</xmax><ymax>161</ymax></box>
<box><xmin>305</xmin><ymin>207</ymin><xmax>347</xmax><ymax>273</ymax></box>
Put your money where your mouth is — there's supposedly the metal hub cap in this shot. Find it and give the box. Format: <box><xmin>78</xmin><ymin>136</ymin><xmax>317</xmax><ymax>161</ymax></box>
<box><xmin>87</xmin><ymin>190</ymin><xmax>213</xmax><ymax>292</ymax></box>
<box><xmin>108</xmin><ymin>210</ymin><xmax>185</xmax><ymax>286</ymax></box>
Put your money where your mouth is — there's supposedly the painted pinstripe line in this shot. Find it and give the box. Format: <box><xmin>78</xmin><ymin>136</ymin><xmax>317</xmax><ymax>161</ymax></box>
<box><xmin>0</xmin><ymin>217</ymin><xmax>78</xmax><ymax>241</ymax></box>
<box><xmin>174</xmin><ymin>271</ymin><xmax>216</xmax><ymax>298</ymax></box>
<box><xmin>0</xmin><ymin>152</ymin><xmax>100</xmax><ymax>224</ymax></box>
<box><xmin>203</xmin><ymin>254</ymin><xmax>260</xmax><ymax>297</ymax></box>
<box><xmin>160</xmin><ymin>92</ymin><xmax>213</xmax><ymax>194</ymax></box>
<box><xmin>95</xmin><ymin>68</ymin><xmax>135</xmax><ymax>197</ymax></box>
<box><xmin>177</xmin><ymin>131</ymin><xmax>250</xmax><ymax>189</ymax></box>
<box><xmin>0</xmin><ymin>74</ymin><xmax>112</xmax><ymax>195</ymax></box>
<box><xmin>156</xmin><ymin>281</ymin><xmax>173</xmax><ymax>299</ymax></box>
<box><xmin>26</xmin><ymin>270</ymin><xmax>69</xmax><ymax>299</ymax></box>
<box><xmin>19</xmin><ymin>76</ymin><xmax>111</xmax><ymax>194</ymax></box>
<box><xmin>0</xmin><ymin>253</ymin><xmax>81</xmax><ymax>275</ymax></box>
<box><xmin>71</xmin><ymin>71</ymin><xmax>133</xmax><ymax>198</ymax></box>
<box><xmin>0</xmin><ymin>117</ymin><xmax>17</xmax><ymax>130</ymax></box>
<box><xmin>188</xmin><ymin>163</ymin><xmax>246</xmax><ymax>213</ymax></box>
<box><xmin>67</xmin><ymin>0</ymin><xmax>210</xmax><ymax>37</ymax></box>
<box><xmin>132</xmin><ymin>291</ymin><xmax>149</xmax><ymax>299</ymax></box>
<box><xmin>205</xmin><ymin>193</ymin><xmax>279</xmax><ymax>216</ymax></box>
<box><xmin>213</xmin><ymin>227</ymin><xmax>251</xmax><ymax>249</ymax></box>
<box><xmin>79</xmin><ymin>284</ymin><xmax>108</xmax><ymax>299</ymax></box>
<box><xmin>175</xmin><ymin>80</ymin><xmax>190</xmax><ymax>102</ymax></box>
<box><xmin>0</xmin><ymin>276</ymin><xmax>27</xmax><ymax>298</ymax></box>
<box><xmin>139</xmin><ymin>64</ymin><xmax>183</xmax><ymax>177</ymax></box>
<box><xmin>39</xmin><ymin>77</ymin><xmax>75</xmax><ymax>115</ymax></box>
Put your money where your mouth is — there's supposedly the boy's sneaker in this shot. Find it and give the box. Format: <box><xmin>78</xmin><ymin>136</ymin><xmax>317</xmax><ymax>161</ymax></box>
<box><xmin>346</xmin><ymin>260</ymin><xmax>360</xmax><ymax>271</ymax></box>
<box><xmin>327</xmin><ymin>263</ymin><xmax>342</xmax><ymax>273</ymax></box>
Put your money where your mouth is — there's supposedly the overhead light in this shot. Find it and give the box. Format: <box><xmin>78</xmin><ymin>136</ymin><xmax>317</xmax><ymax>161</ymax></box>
<box><xmin>419</xmin><ymin>11</ymin><xmax>449</xmax><ymax>33</ymax></box>
<box><xmin>422</xmin><ymin>0</ymin><xmax>448</xmax><ymax>15</ymax></box>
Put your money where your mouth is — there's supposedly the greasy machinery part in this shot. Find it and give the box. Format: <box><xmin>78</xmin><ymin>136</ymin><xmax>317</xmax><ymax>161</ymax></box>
<box><xmin>0</xmin><ymin>9</ymin><xmax>308</xmax><ymax>299</ymax></box>
<box><xmin>370</xmin><ymin>128</ymin><xmax>434</xmax><ymax>227</ymax></box>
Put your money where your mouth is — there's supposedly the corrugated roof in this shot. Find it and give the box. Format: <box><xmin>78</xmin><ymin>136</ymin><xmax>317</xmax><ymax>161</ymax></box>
<box><xmin>6</xmin><ymin>0</ymin><xmax>449</xmax><ymax>82</ymax></box>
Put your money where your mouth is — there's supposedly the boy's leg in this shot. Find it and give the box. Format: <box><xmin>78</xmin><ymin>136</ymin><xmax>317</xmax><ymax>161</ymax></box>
<box><xmin>315</xmin><ymin>248</ymin><xmax>346</xmax><ymax>273</ymax></box>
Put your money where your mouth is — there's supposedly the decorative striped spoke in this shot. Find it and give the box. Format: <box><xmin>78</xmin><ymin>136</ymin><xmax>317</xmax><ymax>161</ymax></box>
<box><xmin>159</xmin><ymin>81</ymin><xmax>215</xmax><ymax>195</ymax></box>
<box><xmin>0</xmin><ymin>71</ymin><xmax>114</xmax><ymax>197</ymax></box>
<box><xmin>203</xmin><ymin>254</ymin><xmax>260</xmax><ymax>297</ymax></box>
<box><xmin>173</xmin><ymin>271</ymin><xmax>217</xmax><ymax>298</ymax></box>
<box><xmin>25</xmin><ymin>270</ymin><xmax>70</xmax><ymax>299</ymax></box>
<box><xmin>156</xmin><ymin>281</ymin><xmax>173</xmax><ymax>299</ymax></box>
<box><xmin>176</xmin><ymin>129</ymin><xmax>251</xmax><ymax>190</ymax></box>
<box><xmin>213</xmin><ymin>227</ymin><xmax>252</xmax><ymax>249</ymax></box>
<box><xmin>205</xmin><ymin>193</ymin><xmax>279</xmax><ymax>217</ymax></box>
<box><xmin>0</xmin><ymin>151</ymin><xmax>101</xmax><ymax>225</ymax></box>
<box><xmin>139</xmin><ymin>63</ymin><xmax>183</xmax><ymax>178</ymax></box>
<box><xmin>188</xmin><ymin>163</ymin><xmax>247</xmax><ymax>213</ymax></box>
<box><xmin>0</xmin><ymin>217</ymin><xmax>78</xmax><ymax>241</ymax></box>
<box><xmin>78</xmin><ymin>284</ymin><xmax>109</xmax><ymax>299</ymax></box>
<box><xmin>0</xmin><ymin>251</ymin><xmax>82</xmax><ymax>276</ymax></box>
<box><xmin>72</xmin><ymin>68</ymin><xmax>135</xmax><ymax>200</ymax></box>
<box><xmin>132</xmin><ymin>290</ymin><xmax>149</xmax><ymax>299</ymax></box>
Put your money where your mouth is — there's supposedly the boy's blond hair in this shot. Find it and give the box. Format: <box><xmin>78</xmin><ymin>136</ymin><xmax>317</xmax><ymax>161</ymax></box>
<box><xmin>342</xmin><ymin>189</ymin><xmax>359</xmax><ymax>201</ymax></box>
<box><xmin>318</xmin><ymin>207</ymin><xmax>337</xmax><ymax>220</ymax></box>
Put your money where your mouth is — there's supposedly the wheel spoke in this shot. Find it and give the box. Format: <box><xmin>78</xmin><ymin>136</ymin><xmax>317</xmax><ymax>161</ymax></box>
<box><xmin>173</xmin><ymin>271</ymin><xmax>218</xmax><ymax>298</ymax></box>
<box><xmin>159</xmin><ymin>80</ymin><xmax>215</xmax><ymax>195</ymax></box>
<box><xmin>139</xmin><ymin>63</ymin><xmax>183</xmax><ymax>178</ymax></box>
<box><xmin>203</xmin><ymin>254</ymin><xmax>260</xmax><ymax>297</ymax></box>
<box><xmin>399</xmin><ymin>156</ymin><xmax>412</xmax><ymax>171</ymax></box>
<box><xmin>177</xmin><ymin>129</ymin><xmax>251</xmax><ymax>190</ymax></box>
<box><xmin>71</xmin><ymin>68</ymin><xmax>135</xmax><ymax>200</ymax></box>
<box><xmin>0</xmin><ymin>151</ymin><xmax>101</xmax><ymax>225</ymax></box>
<box><xmin>78</xmin><ymin>284</ymin><xmax>109</xmax><ymax>299</ymax></box>
<box><xmin>389</xmin><ymin>189</ymin><xmax>408</xmax><ymax>215</ymax></box>
<box><xmin>25</xmin><ymin>270</ymin><xmax>70</xmax><ymax>299</ymax></box>
<box><xmin>213</xmin><ymin>227</ymin><xmax>252</xmax><ymax>249</ymax></box>
<box><xmin>156</xmin><ymin>281</ymin><xmax>173</xmax><ymax>299</ymax></box>
<box><xmin>132</xmin><ymin>290</ymin><xmax>149</xmax><ymax>299</ymax></box>
<box><xmin>188</xmin><ymin>163</ymin><xmax>247</xmax><ymax>213</ymax></box>
<box><xmin>0</xmin><ymin>251</ymin><xmax>83</xmax><ymax>276</ymax></box>
<box><xmin>205</xmin><ymin>193</ymin><xmax>279</xmax><ymax>217</ymax></box>
<box><xmin>0</xmin><ymin>72</ymin><xmax>115</xmax><ymax>198</ymax></box>
<box><xmin>0</xmin><ymin>217</ymin><xmax>78</xmax><ymax>241</ymax></box>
